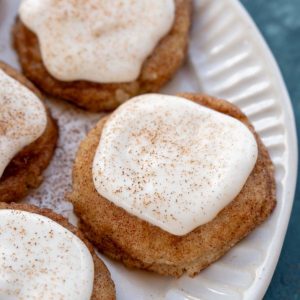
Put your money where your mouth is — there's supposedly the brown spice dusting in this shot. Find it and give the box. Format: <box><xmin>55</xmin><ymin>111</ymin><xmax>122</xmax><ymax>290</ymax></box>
<box><xmin>93</xmin><ymin>95</ymin><xmax>258</xmax><ymax>234</ymax></box>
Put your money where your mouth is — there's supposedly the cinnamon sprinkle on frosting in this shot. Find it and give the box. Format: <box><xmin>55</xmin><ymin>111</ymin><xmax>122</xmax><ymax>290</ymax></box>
<box><xmin>92</xmin><ymin>94</ymin><xmax>258</xmax><ymax>235</ymax></box>
<box><xmin>0</xmin><ymin>69</ymin><xmax>47</xmax><ymax>179</ymax></box>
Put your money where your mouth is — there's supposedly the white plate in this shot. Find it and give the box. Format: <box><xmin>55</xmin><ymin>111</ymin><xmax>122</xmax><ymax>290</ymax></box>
<box><xmin>0</xmin><ymin>0</ymin><xmax>297</xmax><ymax>299</ymax></box>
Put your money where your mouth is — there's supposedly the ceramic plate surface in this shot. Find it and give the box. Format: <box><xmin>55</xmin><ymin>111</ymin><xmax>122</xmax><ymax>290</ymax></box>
<box><xmin>0</xmin><ymin>0</ymin><xmax>297</xmax><ymax>299</ymax></box>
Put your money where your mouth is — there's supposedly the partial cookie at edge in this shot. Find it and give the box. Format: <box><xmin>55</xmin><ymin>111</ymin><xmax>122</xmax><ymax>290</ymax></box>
<box><xmin>0</xmin><ymin>202</ymin><xmax>116</xmax><ymax>300</ymax></box>
<box><xmin>0</xmin><ymin>61</ymin><xmax>58</xmax><ymax>203</ymax></box>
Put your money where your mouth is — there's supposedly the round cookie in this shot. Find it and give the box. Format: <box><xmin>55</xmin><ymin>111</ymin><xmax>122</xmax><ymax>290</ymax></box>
<box><xmin>0</xmin><ymin>61</ymin><xmax>58</xmax><ymax>203</ymax></box>
<box><xmin>12</xmin><ymin>0</ymin><xmax>192</xmax><ymax>112</ymax></box>
<box><xmin>68</xmin><ymin>93</ymin><xmax>276</xmax><ymax>277</ymax></box>
<box><xmin>0</xmin><ymin>202</ymin><xmax>115</xmax><ymax>300</ymax></box>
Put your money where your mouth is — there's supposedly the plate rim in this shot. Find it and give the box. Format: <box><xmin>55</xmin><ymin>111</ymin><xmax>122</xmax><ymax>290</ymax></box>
<box><xmin>229</xmin><ymin>0</ymin><xmax>298</xmax><ymax>298</ymax></box>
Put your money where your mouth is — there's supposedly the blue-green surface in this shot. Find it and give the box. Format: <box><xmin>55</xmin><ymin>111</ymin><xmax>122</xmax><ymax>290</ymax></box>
<box><xmin>240</xmin><ymin>1</ymin><xmax>300</xmax><ymax>299</ymax></box>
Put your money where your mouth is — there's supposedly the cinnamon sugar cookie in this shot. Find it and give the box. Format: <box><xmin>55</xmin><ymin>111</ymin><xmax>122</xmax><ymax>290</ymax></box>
<box><xmin>13</xmin><ymin>0</ymin><xmax>192</xmax><ymax>112</ymax></box>
<box><xmin>0</xmin><ymin>62</ymin><xmax>58</xmax><ymax>203</ymax></box>
<box><xmin>0</xmin><ymin>202</ymin><xmax>115</xmax><ymax>300</ymax></box>
<box><xmin>69</xmin><ymin>93</ymin><xmax>276</xmax><ymax>277</ymax></box>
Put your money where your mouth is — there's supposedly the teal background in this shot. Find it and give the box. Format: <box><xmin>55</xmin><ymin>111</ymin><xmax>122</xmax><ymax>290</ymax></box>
<box><xmin>240</xmin><ymin>1</ymin><xmax>300</xmax><ymax>299</ymax></box>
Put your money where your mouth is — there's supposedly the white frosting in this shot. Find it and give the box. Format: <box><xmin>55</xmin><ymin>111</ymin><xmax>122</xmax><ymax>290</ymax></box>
<box><xmin>0</xmin><ymin>70</ymin><xmax>47</xmax><ymax>179</ymax></box>
<box><xmin>93</xmin><ymin>94</ymin><xmax>258</xmax><ymax>236</ymax></box>
<box><xmin>19</xmin><ymin>0</ymin><xmax>175</xmax><ymax>83</ymax></box>
<box><xmin>0</xmin><ymin>209</ymin><xmax>94</xmax><ymax>300</ymax></box>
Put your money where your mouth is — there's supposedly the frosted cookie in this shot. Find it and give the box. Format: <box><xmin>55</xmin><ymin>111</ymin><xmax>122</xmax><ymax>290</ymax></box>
<box><xmin>0</xmin><ymin>61</ymin><xmax>57</xmax><ymax>203</ymax></box>
<box><xmin>0</xmin><ymin>202</ymin><xmax>115</xmax><ymax>300</ymax></box>
<box><xmin>68</xmin><ymin>93</ymin><xmax>276</xmax><ymax>277</ymax></box>
<box><xmin>13</xmin><ymin>0</ymin><xmax>191</xmax><ymax>112</ymax></box>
